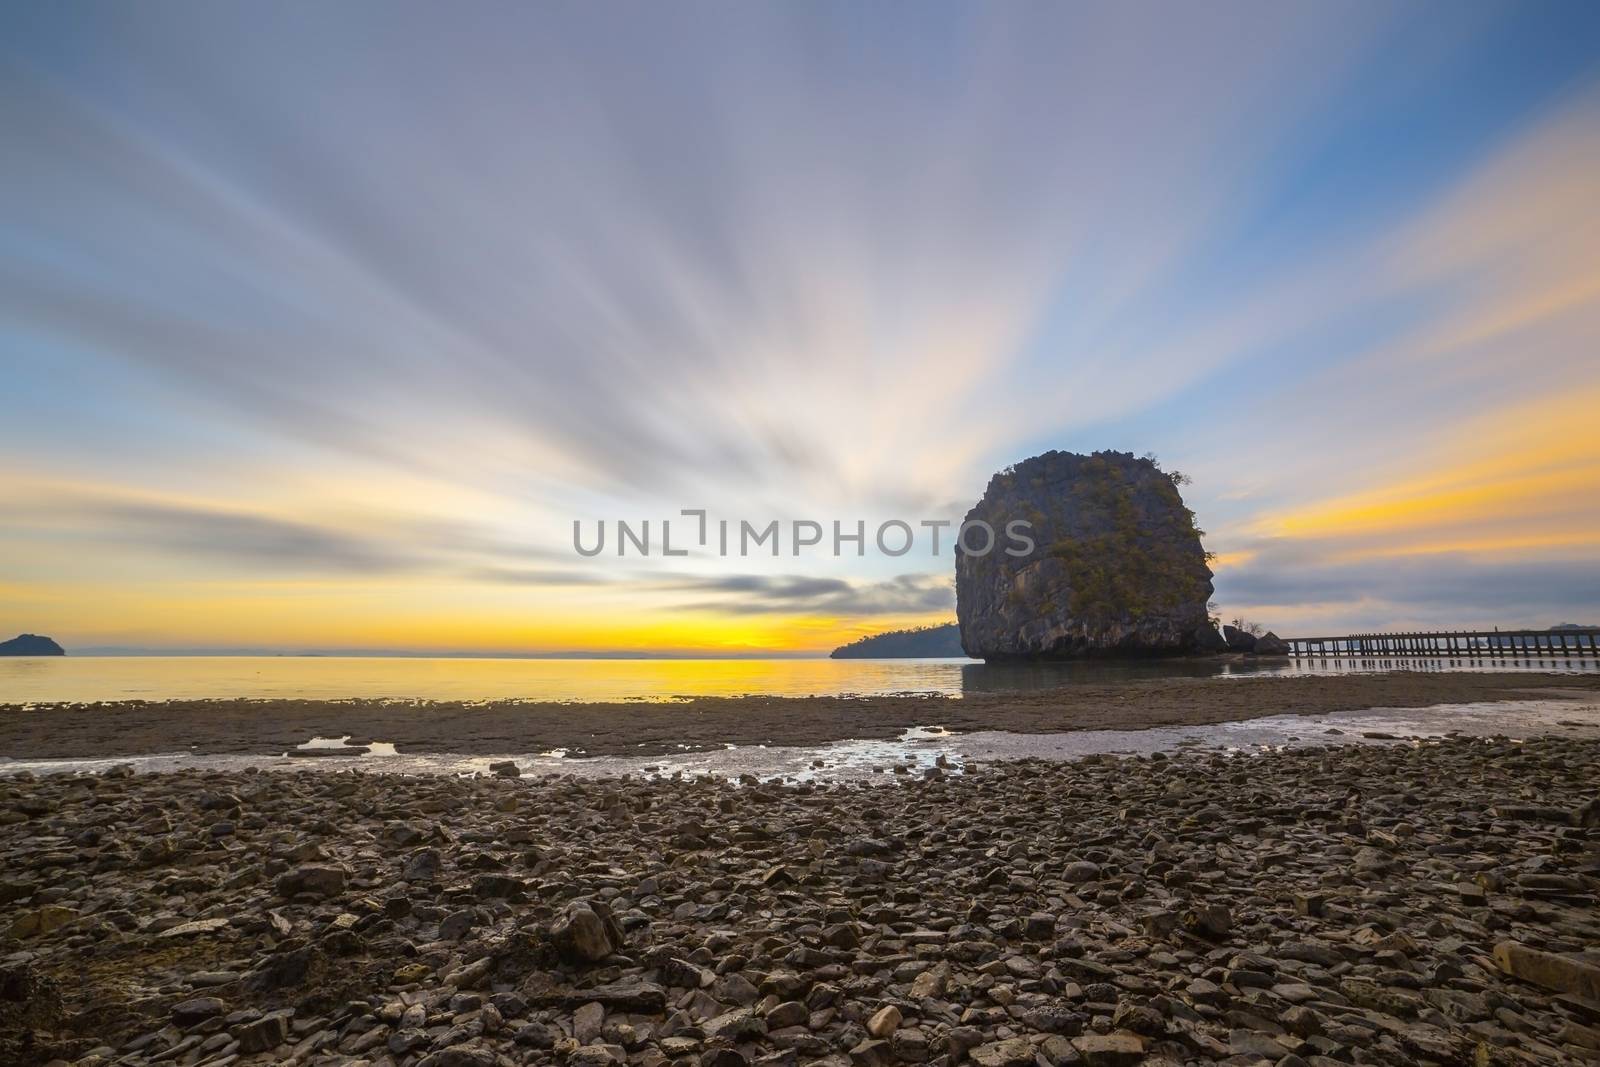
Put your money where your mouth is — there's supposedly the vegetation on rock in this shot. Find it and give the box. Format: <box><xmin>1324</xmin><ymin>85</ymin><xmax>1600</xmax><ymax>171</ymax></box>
<box><xmin>829</xmin><ymin>623</ymin><xmax>965</xmax><ymax>659</ymax></box>
<box><xmin>957</xmin><ymin>451</ymin><xmax>1214</xmax><ymax>659</ymax></box>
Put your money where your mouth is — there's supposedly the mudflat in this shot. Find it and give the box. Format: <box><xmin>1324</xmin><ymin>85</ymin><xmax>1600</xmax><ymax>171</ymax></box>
<box><xmin>1</xmin><ymin>671</ymin><xmax>1596</xmax><ymax>760</ymax></box>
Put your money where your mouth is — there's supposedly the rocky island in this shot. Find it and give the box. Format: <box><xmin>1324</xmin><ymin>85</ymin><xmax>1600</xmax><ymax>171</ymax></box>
<box><xmin>830</xmin><ymin>625</ymin><xmax>965</xmax><ymax>660</ymax></box>
<box><xmin>957</xmin><ymin>453</ymin><xmax>1215</xmax><ymax>660</ymax></box>
<box><xmin>0</xmin><ymin>634</ymin><xmax>65</xmax><ymax>657</ymax></box>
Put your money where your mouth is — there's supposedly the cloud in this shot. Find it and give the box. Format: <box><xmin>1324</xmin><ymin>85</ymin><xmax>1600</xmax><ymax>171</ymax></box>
<box><xmin>465</xmin><ymin>566</ymin><xmax>614</xmax><ymax>587</ymax></box>
<box><xmin>72</xmin><ymin>500</ymin><xmax>424</xmax><ymax>574</ymax></box>
<box><xmin>2</xmin><ymin>5</ymin><xmax>1598</xmax><ymax>647</ymax></box>
<box><xmin>1215</xmin><ymin>544</ymin><xmax>1600</xmax><ymax>630</ymax></box>
<box><xmin>665</xmin><ymin>574</ymin><xmax>854</xmax><ymax>600</ymax></box>
<box><xmin>0</xmin><ymin>2</ymin><xmax>1411</xmax><ymax>516</ymax></box>
<box><xmin>665</xmin><ymin>572</ymin><xmax>954</xmax><ymax>616</ymax></box>
<box><xmin>4</xmin><ymin>485</ymin><xmax>583</xmax><ymax>582</ymax></box>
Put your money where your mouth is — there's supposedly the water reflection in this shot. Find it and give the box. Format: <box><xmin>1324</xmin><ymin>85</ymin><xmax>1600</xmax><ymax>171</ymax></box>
<box><xmin>958</xmin><ymin>657</ymin><xmax>1269</xmax><ymax>694</ymax></box>
<box><xmin>0</xmin><ymin>651</ymin><xmax>1593</xmax><ymax>705</ymax></box>
<box><xmin>961</xmin><ymin>654</ymin><xmax>1598</xmax><ymax>693</ymax></box>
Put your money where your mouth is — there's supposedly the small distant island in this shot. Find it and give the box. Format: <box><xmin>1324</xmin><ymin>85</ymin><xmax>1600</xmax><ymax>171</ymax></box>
<box><xmin>830</xmin><ymin>623</ymin><xmax>965</xmax><ymax>659</ymax></box>
<box><xmin>0</xmin><ymin>633</ymin><xmax>65</xmax><ymax>656</ymax></box>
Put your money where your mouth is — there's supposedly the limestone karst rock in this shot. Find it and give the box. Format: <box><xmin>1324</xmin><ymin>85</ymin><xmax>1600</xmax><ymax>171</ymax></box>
<box><xmin>1223</xmin><ymin>625</ymin><xmax>1259</xmax><ymax>652</ymax></box>
<box><xmin>1193</xmin><ymin>623</ymin><xmax>1228</xmax><ymax>653</ymax></box>
<box><xmin>956</xmin><ymin>451</ymin><xmax>1214</xmax><ymax>659</ymax></box>
<box><xmin>1254</xmin><ymin>631</ymin><xmax>1291</xmax><ymax>656</ymax></box>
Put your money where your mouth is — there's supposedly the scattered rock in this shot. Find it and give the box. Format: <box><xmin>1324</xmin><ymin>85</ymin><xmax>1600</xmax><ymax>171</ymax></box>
<box><xmin>866</xmin><ymin>1004</ymin><xmax>901</xmax><ymax>1038</ymax></box>
<box><xmin>6</xmin><ymin>905</ymin><xmax>76</xmax><ymax>939</ymax></box>
<box><xmin>1223</xmin><ymin>625</ymin><xmax>1258</xmax><ymax>653</ymax></box>
<box><xmin>1072</xmin><ymin>1032</ymin><xmax>1144</xmax><ymax>1066</ymax></box>
<box><xmin>969</xmin><ymin>1037</ymin><xmax>1036</xmax><ymax>1067</ymax></box>
<box><xmin>0</xmin><ymin>734</ymin><xmax>1597</xmax><ymax>1067</ymax></box>
<box><xmin>232</xmin><ymin>1012</ymin><xmax>289</xmax><ymax>1053</ymax></box>
<box><xmin>274</xmin><ymin>864</ymin><xmax>346</xmax><ymax>898</ymax></box>
<box><xmin>550</xmin><ymin>899</ymin><xmax>625</xmax><ymax>963</ymax></box>
<box><xmin>1493</xmin><ymin>941</ymin><xmax>1600</xmax><ymax>1000</ymax></box>
<box><xmin>1254</xmin><ymin>631</ymin><xmax>1290</xmax><ymax>655</ymax></box>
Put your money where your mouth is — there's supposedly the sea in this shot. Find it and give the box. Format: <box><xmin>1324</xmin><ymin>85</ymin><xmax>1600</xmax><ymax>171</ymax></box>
<box><xmin>1</xmin><ymin>652</ymin><xmax>1596</xmax><ymax>705</ymax></box>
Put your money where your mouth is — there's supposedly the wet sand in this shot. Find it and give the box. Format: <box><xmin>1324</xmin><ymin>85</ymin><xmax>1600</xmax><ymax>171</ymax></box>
<box><xmin>1</xmin><ymin>671</ymin><xmax>1596</xmax><ymax>760</ymax></box>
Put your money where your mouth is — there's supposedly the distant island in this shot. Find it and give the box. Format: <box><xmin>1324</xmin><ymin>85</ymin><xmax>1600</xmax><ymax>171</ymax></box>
<box><xmin>830</xmin><ymin>623</ymin><xmax>965</xmax><ymax>659</ymax></box>
<box><xmin>0</xmin><ymin>633</ymin><xmax>65</xmax><ymax>656</ymax></box>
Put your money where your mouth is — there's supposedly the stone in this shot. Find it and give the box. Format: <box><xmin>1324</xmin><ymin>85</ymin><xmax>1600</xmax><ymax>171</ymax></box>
<box><xmin>471</xmin><ymin>872</ymin><xmax>522</xmax><ymax>899</ymax></box>
<box><xmin>865</xmin><ymin>1005</ymin><xmax>900</xmax><ymax>1038</ymax></box>
<box><xmin>1293</xmin><ymin>892</ymin><xmax>1326</xmax><ymax>917</ymax></box>
<box><xmin>1223</xmin><ymin>625</ymin><xmax>1258</xmax><ymax>653</ymax></box>
<box><xmin>848</xmin><ymin>1039</ymin><xmax>892</xmax><ymax>1067</ymax></box>
<box><xmin>247</xmin><ymin>946</ymin><xmax>322</xmax><ymax>991</ymax></box>
<box><xmin>439</xmin><ymin>909</ymin><xmax>476</xmax><ymax>940</ymax></box>
<box><xmin>1182</xmin><ymin>903</ymin><xmax>1231</xmax><ymax>940</ymax></box>
<box><xmin>489</xmin><ymin>760</ymin><xmax>521</xmax><ymax>778</ymax></box>
<box><xmin>1492</xmin><ymin>941</ymin><xmax>1600</xmax><ymax>1000</ymax></box>
<box><xmin>908</xmin><ymin>969</ymin><xmax>946</xmax><ymax>998</ymax></box>
<box><xmin>1574</xmin><ymin>796</ymin><xmax>1600</xmax><ymax>827</ymax></box>
<box><xmin>574</xmin><ymin>1001</ymin><xmax>605</xmax><ymax>1044</ymax></box>
<box><xmin>233</xmin><ymin>1013</ymin><xmax>289</xmax><ymax>1053</ymax></box>
<box><xmin>704</xmin><ymin>1007</ymin><xmax>767</xmax><ymax>1042</ymax></box>
<box><xmin>419</xmin><ymin>1045</ymin><xmax>499</xmax><ymax>1067</ymax></box>
<box><xmin>403</xmin><ymin>848</ymin><xmax>444</xmax><ymax>882</ymax></box>
<box><xmin>0</xmin><ymin>727</ymin><xmax>1597</xmax><ymax>1067</ymax></box>
<box><xmin>658</xmin><ymin>956</ymin><xmax>714</xmax><ymax>989</ymax></box>
<box><xmin>525</xmin><ymin>979</ymin><xmax>666</xmax><ymax>1013</ymax></box>
<box><xmin>1352</xmin><ymin>846</ymin><xmax>1393</xmax><ymax>873</ymax></box>
<box><xmin>1193</xmin><ymin>624</ymin><xmax>1228</xmax><ymax>653</ymax></box>
<box><xmin>158</xmin><ymin>917</ymin><xmax>231</xmax><ymax>939</ymax></box>
<box><xmin>766</xmin><ymin>1001</ymin><xmax>808</xmax><ymax>1029</ymax></box>
<box><xmin>275</xmin><ymin>864</ymin><xmax>346</xmax><ymax>898</ymax></box>
<box><xmin>1024</xmin><ymin>912</ymin><xmax>1057</xmax><ymax>939</ymax></box>
<box><xmin>171</xmin><ymin>996</ymin><xmax>225</xmax><ymax>1025</ymax></box>
<box><xmin>968</xmin><ymin>1038</ymin><xmax>1036</xmax><ymax>1067</ymax></box>
<box><xmin>955</xmin><ymin>451</ymin><xmax>1214</xmax><ymax>658</ymax></box>
<box><xmin>1254</xmin><ymin>631</ymin><xmax>1290</xmax><ymax>655</ymax></box>
<box><xmin>714</xmin><ymin>973</ymin><xmax>760</xmax><ymax>1005</ymax></box>
<box><xmin>1070</xmin><ymin>1032</ymin><xmax>1144</xmax><ymax>1066</ymax></box>
<box><xmin>550</xmin><ymin>899</ymin><xmax>624</xmax><ymax>963</ymax></box>
<box><xmin>1063</xmin><ymin>860</ymin><xmax>1102</xmax><ymax>884</ymax></box>
<box><xmin>7</xmin><ymin>905</ymin><xmax>77</xmax><ymax>939</ymax></box>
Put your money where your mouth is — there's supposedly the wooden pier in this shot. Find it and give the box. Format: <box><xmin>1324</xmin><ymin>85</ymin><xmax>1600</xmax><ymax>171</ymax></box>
<box><xmin>1287</xmin><ymin>628</ymin><xmax>1600</xmax><ymax>658</ymax></box>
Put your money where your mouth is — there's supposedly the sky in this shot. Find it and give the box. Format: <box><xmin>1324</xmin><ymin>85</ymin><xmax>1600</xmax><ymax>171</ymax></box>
<box><xmin>2</xmin><ymin>1</ymin><xmax>1598</xmax><ymax>655</ymax></box>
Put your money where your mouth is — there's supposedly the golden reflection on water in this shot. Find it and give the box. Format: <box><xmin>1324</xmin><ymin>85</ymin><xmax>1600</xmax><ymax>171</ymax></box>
<box><xmin>0</xmin><ymin>656</ymin><xmax>978</xmax><ymax>704</ymax></box>
<box><xmin>0</xmin><ymin>654</ymin><xmax>1590</xmax><ymax>705</ymax></box>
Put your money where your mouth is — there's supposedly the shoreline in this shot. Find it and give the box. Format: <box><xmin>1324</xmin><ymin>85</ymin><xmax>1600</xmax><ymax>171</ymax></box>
<box><xmin>6</xmin><ymin>698</ymin><xmax>1600</xmax><ymax>785</ymax></box>
<box><xmin>1</xmin><ymin>671</ymin><xmax>1597</xmax><ymax>761</ymax></box>
<box><xmin>3</xmin><ymin>736</ymin><xmax>1598</xmax><ymax>1065</ymax></box>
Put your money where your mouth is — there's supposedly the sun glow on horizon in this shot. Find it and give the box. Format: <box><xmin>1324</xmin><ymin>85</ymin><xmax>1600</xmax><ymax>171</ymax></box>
<box><xmin>2</xmin><ymin>4</ymin><xmax>1598</xmax><ymax>649</ymax></box>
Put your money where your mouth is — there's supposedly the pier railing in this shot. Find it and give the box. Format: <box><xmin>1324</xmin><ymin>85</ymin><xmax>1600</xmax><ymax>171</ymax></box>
<box><xmin>1286</xmin><ymin>628</ymin><xmax>1600</xmax><ymax>658</ymax></box>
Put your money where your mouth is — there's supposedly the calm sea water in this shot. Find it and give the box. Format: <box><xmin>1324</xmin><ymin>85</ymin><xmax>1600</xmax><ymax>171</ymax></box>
<box><xmin>0</xmin><ymin>653</ymin><xmax>1594</xmax><ymax>705</ymax></box>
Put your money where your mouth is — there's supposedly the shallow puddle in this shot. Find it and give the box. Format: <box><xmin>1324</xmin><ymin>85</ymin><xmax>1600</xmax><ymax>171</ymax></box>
<box><xmin>1</xmin><ymin>698</ymin><xmax>1595</xmax><ymax>782</ymax></box>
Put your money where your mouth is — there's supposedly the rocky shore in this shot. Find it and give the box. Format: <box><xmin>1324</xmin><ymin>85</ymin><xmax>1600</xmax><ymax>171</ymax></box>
<box><xmin>4</xmin><ymin>737</ymin><xmax>1600</xmax><ymax>1066</ymax></box>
